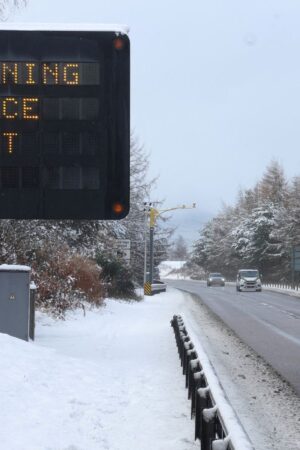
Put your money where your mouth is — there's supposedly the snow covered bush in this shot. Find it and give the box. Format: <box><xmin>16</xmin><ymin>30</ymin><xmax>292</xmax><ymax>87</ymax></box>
<box><xmin>96</xmin><ymin>253</ymin><xmax>138</xmax><ymax>300</ymax></box>
<box><xmin>62</xmin><ymin>254</ymin><xmax>104</xmax><ymax>303</ymax></box>
<box><xmin>31</xmin><ymin>247</ymin><xmax>104</xmax><ymax>318</ymax></box>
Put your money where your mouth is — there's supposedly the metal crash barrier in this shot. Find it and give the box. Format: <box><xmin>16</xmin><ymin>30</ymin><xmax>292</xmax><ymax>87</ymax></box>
<box><xmin>171</xmin><ymin>315</ymin><xmax>254</xmax><ymax>450</ymax></box>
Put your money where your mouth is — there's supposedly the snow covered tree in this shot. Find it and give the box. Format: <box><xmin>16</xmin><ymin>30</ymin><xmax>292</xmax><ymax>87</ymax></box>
<box><xmin>192</xmin><ymin>161</ymin><xmax>294</xmax><ymax>281</ymax></box>
<box><xmin>96</xmin><ymin>253</ymin><xmax>137</xmax><ymax>299</ymax></box>
<box><xmin>231</xmin><ymin>203</ymin><xmax>284</xmax><ymax>278</ymax></box>
<box><xmin>270</xmin><ymin>176</ymin><xmax>300</xmax><ymax>281</ymax></box>
<box><xmin>236</xmin><ymin>185</ymin><xmax>260</xmax><ymax>214</ymax></box>
<box><xmin>119</xmin><ymin>137</ymin><xmax>174</xmax><ymax>284</ymax></box>
<box><xmin>192</xmin><ymin>205</ymin><xmax>239</xmax><ymax>277</ymax></box>
<box><xmin>284</xmin><ymin>176</ymin><xmax>300</xmax><ymax>247</ymax></box>
<box><xmin>153</xmin><ymin>222</ymin><xmax>173</xmax><ymax>269</ymax></box>
<box><xmin>120</xmin><ymin>137</ymin><xmax>153</xmax><ymax>285</ymax></box>
<box><xmin>170</xmin><ymin>235</ymin><xmax>189</xmax><ymax>260</ymax></box>
<box><xmin>258</xmin><ymin>160</ymin><xmax>288</xmax><ymax>206</ymax></box>
<box><xmin>0</xmin><ymin>0</ymin><xmax>27</xmax><ymax>18</ymax></box>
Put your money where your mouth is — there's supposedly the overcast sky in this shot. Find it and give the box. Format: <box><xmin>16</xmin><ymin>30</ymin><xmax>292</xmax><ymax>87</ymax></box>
<box><xmin>11</xmin><ymin>0</ymin><xmax>300</xmax><ymax>244</ymax></box>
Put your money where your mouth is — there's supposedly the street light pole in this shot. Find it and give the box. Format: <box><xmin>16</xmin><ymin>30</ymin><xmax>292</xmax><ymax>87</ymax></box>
<box><xmin>149</xmin><ymin>225</ymin><xmax>154</xmax><ymax>283</ymax></box>
<box><xmin>143</xmin><ymin>208</ymin><xmax>148</xmax><ymax>284</ymax></box>
<box><xmin>149</xmin><ymin>206</ymin><xmax>160</xmax><ymax>285</ymax></box>
<box><xmin>146</xmin><ymin>203</ymin><xmax>196</xmax><ymax>292</ymax></box>
<box><xmin>143</xmin><ymin>202</ymin><xmax>153</xmax><ymax>292</ymax></box>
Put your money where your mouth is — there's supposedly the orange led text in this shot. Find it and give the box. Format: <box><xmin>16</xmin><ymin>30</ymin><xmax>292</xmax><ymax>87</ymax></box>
<box><xmin>1</xmin><ymin>97</ymin><xmax>39</xmax><ymax>120</ymax></box>
<box><xmin>0</xmin><ymin>62</ymin><xmax>80</xmax><ymax>85</ymax></box>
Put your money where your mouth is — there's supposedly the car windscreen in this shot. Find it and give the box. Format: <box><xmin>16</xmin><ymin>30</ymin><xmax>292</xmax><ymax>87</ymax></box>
<box><xmin>240</xmin><ymin>270</ymin><xmax>259</xmax><ymax>277</ymax></box>
<box><xmin>210</xmin><ymin>273</ymin><xmax>222</xmax><ymax>277</ymax></box>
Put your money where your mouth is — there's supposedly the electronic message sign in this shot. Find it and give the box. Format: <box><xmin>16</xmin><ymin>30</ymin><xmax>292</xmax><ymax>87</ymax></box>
<box><xmin>0</xmin><ymin>25</ymin><xmax>130</xmax><ymax>219</ymax></box>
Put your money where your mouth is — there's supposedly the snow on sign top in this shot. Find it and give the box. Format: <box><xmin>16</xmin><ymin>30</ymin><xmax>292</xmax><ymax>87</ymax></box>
<box><xmin>0</xmin><ymin>23</ymin><xmax>129</xmax><ymax>34</ymax></box>
<box><xmin>0</xmin><ymin>264</ymin><xmax>31</xmax><ymax>272</ymax></box>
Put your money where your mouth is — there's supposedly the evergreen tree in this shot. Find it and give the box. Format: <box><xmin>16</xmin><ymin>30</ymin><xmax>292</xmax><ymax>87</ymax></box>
<box><xmin>191</xmin><ymin>161</ymin><xmax>293</xmax><ymax>281</ymax></box>
<box><xmin>258</xmin><ymin>160</ymin><xmax>288</xmax><ymax>206</ymax></box>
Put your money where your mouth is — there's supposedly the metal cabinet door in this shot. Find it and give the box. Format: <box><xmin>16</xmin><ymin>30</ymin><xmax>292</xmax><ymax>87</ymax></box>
<box><xmin>0</xmin><ymin>271</ymin><xmax>30</xmax><ymax>341</ymax></box>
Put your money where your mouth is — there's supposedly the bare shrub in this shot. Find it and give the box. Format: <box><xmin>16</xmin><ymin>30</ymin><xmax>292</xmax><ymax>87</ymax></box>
<box><xmin>60</xmin><ymin>254</ymin><xmax>104</xmax><ymax>305</ymax></box>
<box><xmin>31</xmin><ymin>246</ymin><xmax>104</xmax><ymax>318</ymax></box>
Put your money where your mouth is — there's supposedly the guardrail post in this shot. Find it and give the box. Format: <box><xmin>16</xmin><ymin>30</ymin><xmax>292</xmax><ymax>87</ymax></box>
<box><xmin>188</xmin><ymin>357</ymin><xmax>200</xmax><ymax>397</ymax></box>
<box><xmin>191</xmin><ymin>369</ymin><xmax>204</xmax><ymax>418</ymax></box>
<box><xmin>201</xmin><ymin>405</ymin><xmax>218</xmax><ymax>450</ymax></box>
<box><xmin>181</xmin><ymin>337</ymin><xmax>192</xmax><ymax>373</ymax></box>
<box><xmin>179</xmin><ymin>333</ymin><xmax>190</xmax><ymax>368</ymax></box>
<box><xmin>183</xmin><ymin>340</ymin><xmax>194</xmax><ymax>377</ymax></box>
<box><xmin>195</xmin><ymin>386</ymin><xmax>211</xmax><ymax>441</ymax></box>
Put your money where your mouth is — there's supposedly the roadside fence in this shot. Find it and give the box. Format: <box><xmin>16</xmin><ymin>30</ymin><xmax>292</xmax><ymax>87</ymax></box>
<box><xmin>262</xmin><ymin>282</ymin><xmax>299</xmax><ymax>291</ymax></box>
<box><xmin>170</xmin><ymin>315</ymin><xmax>254</xmax><ymax>450</ymax></box>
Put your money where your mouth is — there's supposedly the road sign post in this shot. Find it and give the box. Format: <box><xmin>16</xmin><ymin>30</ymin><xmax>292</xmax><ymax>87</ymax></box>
<box><xmin>112</xmin><ymin>239</ymin><xmax>131</xmax><ymax>264</ymax></box>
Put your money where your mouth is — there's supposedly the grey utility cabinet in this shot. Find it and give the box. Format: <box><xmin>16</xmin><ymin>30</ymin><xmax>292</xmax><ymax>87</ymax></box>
<box><xmin>0</xmin><ymin>264</ymin><xmax>31</xmax><ymax>341</ymax></box>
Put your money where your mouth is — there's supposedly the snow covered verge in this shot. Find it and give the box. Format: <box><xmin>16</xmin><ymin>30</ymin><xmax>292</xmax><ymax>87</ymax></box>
<box><xmin>1</xmin><ymin>289</ymin><xmax>299</xmax><ymax>450</ymax></box>
<box><xmin>0</xmin><ymin>291</ymin><xmax>198</xmax><ymax>450</ymax></box>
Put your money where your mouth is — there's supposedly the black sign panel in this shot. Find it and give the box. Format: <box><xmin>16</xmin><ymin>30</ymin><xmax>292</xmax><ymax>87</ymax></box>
<box><xmin>0</xmin><ymin>29</ymin><xmax>130</xmax><ymax>219</ymax></box>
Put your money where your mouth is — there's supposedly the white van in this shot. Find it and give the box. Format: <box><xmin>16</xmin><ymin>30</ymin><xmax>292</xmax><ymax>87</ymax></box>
<box><xmin>236</xmin><ymin>269</ymin><xmax>262</xmax><ymax>292</ymax></box>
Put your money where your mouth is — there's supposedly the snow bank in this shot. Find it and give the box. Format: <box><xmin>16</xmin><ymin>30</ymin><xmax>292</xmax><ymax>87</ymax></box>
<box><xmin>0</xmin><ymin>264</ymin><xmax>30</xmax><ymax>272</ymax></box>
<box><xmin>0</xmin><ymin>292</ymin><xmax>198</xmax><ymax>450</ymax></box>
<box><xmin>159</xmin><ymin>260</ymin><xmax>187</xmax><ymax>278</ymax></box>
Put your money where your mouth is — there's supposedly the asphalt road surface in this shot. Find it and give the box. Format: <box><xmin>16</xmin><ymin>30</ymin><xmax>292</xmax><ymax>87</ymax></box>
<box><xmin>166</xmin><ymin>279</ymin><xmax>300</xmax><ymax>394</ymax></box>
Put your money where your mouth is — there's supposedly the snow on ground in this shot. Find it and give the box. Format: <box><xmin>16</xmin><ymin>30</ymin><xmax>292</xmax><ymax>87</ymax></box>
<box><xmin>159</xmin><ymin>261</ymin><xmax>187</xmax><ymax>279</ymax></box>
<box><xmin>1</xmin><ymin>288</ymin><xmax>300</xmax><ymax>450</ymax></box>
<box><xmin>0</xmin><ymin>291</ymin><xmax>198</xmax><ymax>450</ymax></box>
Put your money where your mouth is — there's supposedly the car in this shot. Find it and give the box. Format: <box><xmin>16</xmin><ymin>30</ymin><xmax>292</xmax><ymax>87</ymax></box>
<box><xmin>207</xmin><ymin>273</ymin><xmax>225</xmax><ymax>287</ymax></box>
<box><xmin>236</xmin><ymin>269</ymin><xmax>262</xmax><ymax>292</ymax></box>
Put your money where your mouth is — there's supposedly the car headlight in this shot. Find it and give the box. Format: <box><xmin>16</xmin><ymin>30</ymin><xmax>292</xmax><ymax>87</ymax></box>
<box><xmin>240</xmin><ymin>279</ymin><xmax>245</xmax><ymax>284</ymax></box>
<box><xmin>221</xmin><ymin>278</ymin><xmax>225</xmax><ymax>282</ymax></box>
<box><xmin>209</xmin><ymin>278</ymin><xmax>212</xmax><ymax>281</ymax></box>
<box><xmin>257</xmin><ymin>278</ymin><xmax>261</xmax><ymax>284</ymax></box>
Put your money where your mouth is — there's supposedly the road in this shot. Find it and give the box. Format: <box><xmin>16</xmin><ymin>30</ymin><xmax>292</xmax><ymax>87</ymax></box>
<box><xmin>166</xmin><ymin>279</ymin><xmax>300</xmax><ymax>394</ymax></box>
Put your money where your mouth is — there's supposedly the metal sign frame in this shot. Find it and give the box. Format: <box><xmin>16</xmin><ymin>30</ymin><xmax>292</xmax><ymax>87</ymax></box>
<box><xmin>0</xmin><ymin>27</ymin><xmax>130</xmax><ymax>219</ymax></box>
